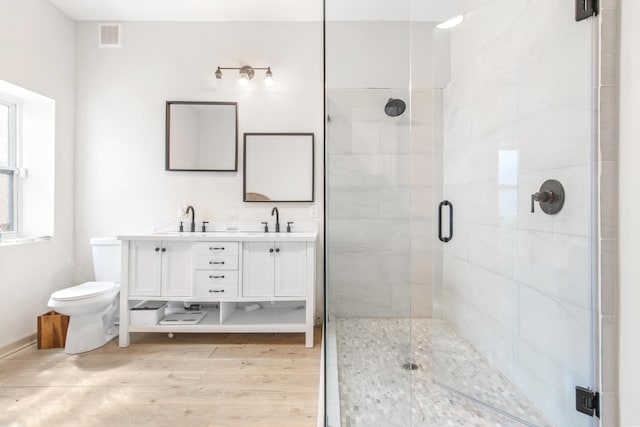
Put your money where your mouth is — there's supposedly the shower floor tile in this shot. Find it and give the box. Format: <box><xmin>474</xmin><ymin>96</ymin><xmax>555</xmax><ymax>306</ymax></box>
<box><xmin>336</xmin><ymin>318</ymin><xmax>553</xmax><ymax>427</ymax></box>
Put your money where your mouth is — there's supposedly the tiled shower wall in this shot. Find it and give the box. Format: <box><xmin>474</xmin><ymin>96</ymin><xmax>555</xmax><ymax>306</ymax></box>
<box><xmin>438</xmin><ymin>0</ymin><xmax>595</xmax><ymax>426</ymax></box>
<box><xmin>327</xmin><ymin>89</ymin><xmax>434</xmax><ymax>318</ymax></box>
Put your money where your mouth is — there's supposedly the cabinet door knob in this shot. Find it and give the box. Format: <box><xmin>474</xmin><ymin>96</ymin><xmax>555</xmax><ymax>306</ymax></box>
<box><xmin>161</xmin><ymin>247</ymin><xmax>167</xmax><ymax>252</ymax></box>
<box><xmin>208</xmin><ymin>289</ymin><xmax>225</xmax><ymax>293</ymax></box>
<box><xmin>269</xmin><ymin>248</ymin><xmax>274</xmax><ymax>253</ymax></box>
<box><xmin>210</xmin><ymin>247</ymin><xmax>224</xmax><ymax>250</ymax></box>
<box><xmin>154</xmin><ymin>247</ymin><xmax>160</xmax><ymax>252</ymax></box>
<box><xmin>209</xmin><ymin>261</ymin><xmax>225</xmax><ymax>265</ymax></box>
<box><xmin>209</xmin><ymin>275</ymin><xmax>225</xmax><ymax>279</ymax></box>
<box><xmin>275</xmin><ymin>248</ymin><xmax>280</xmax><ymax>253</ymax></box>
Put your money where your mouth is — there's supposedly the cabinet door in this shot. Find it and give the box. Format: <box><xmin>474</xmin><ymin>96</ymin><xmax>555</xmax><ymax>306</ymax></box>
<box><xmin>242</xmin><ymin>241</ymin><xmax>275</xmax><ymax>297</ymax></box>
<box><xmin>161</xmin><ymin>241</ymin><xmax>193</xmax><ymax>297</ymax></box>
<box><xmin>275</xmin><ymin>242</ymin><xmax>307</xmax><ymax>297</ymax></box>
<box><xmin>129</xmin><ymin>240</ymin><xmax>162</xmax><ymax>296</ymax></box>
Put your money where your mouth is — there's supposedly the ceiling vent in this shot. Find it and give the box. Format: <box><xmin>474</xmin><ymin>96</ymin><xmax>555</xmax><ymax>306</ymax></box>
<box><xmin>99</xmin><ymin>23</ymin><xmax>122</xmax><ymax>48</ymax></box>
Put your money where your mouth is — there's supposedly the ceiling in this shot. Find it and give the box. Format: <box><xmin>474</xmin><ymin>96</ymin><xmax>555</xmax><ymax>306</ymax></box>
<box><xmin>47</xmin><ymin>0</ymin><xmax>492</xmax><ymax>22</ymax></box>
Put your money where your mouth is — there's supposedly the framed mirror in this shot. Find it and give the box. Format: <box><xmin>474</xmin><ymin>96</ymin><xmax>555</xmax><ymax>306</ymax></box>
<box><xmin>166</xmin><ymin>101</ymin><xmax>238</xmax><ymax>171</ymax></box>
<box><xmin>243</xmin><ymin>133</ymin><xmax>314</xmax><ymax>202</ymax></box>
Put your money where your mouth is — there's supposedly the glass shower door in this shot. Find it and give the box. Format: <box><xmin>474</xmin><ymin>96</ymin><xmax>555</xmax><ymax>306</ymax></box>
<box><xmin>430</xmin><ymin>1</ymin><xmax>597</xmax><ymax>426</ymax></box>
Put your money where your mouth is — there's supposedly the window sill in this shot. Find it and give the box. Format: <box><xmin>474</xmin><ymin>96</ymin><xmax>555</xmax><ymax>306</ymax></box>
<box><xmin>0</xmin><ymin>235</ymin><xmax>52</xmax><ymax>247</ymax></box>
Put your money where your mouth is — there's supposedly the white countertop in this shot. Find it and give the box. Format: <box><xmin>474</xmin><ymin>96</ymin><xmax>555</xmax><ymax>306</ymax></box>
<box><xmin>118</xmin><ymin>231</ymin><xmax>318</xmax><ymax>242</ymax></box>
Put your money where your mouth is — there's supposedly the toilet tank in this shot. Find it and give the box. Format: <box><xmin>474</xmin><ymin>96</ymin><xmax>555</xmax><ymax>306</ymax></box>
<box><xmin>90</xmin><ymin>237</ymin><xmax>121</xmax><ymax>282</ymax></box>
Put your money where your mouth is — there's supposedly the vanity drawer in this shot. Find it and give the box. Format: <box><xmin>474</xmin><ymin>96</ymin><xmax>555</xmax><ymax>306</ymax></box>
<box><xmin>194</xmin><ymin>270</ymin><xmax>238</xmax><ymax>298</ymax></box>
<box><xmin>194</xmin><ymin>255</ymin><xmax>238</xmax><ymax>270</ymax></box>
<box><xmin>193</xmin><ymin>242</ymin><xmax>238</xmax><ymax>256</ymax></box>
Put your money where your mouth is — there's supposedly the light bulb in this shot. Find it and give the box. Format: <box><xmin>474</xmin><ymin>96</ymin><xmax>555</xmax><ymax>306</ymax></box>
<box><xmin>238</xmin><ymin>75</ymin><xmax>250</xmax><ymax>87</ymax></box>
<box><xmin>264</xmin><ymin>67</ymin><xmax>274</xmax><ymax>87</ymax></box>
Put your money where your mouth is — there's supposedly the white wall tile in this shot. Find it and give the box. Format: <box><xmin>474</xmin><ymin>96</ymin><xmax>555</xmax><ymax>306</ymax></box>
<box><xmin>379</xmin><ymin>187</ymin><xmax>411</xmax><ymax>220</ymax></box>
<box><xmin>468</xmin><ymin>224</ymin><xmax>514</xmax><ymax>278</ymax></box>
<box><xmin>328</xmin><ymin>219</ymin><xmax>391</xmax><ymax>252</ymax></box>
<box><xmin>516</xmin><ymin>92</ymin><xmax>592</xmax><ymax>175</ymax></box>
<box><xmin>518</xmin><ymin>286</ymin><xmax>593</xmax><ymax>381</ymax></box>
<box><xmin>515</xmin><ymin>334</ymin><xmax>593</xmax><ymax>427</ymax></box>
<box><xmin>517</xmin><ymin>25</ymin><xmax>591</xmax><ymax>119</ymax></box>
<box><xmin>411</xmin><ymin>282</ymin><xmax>433</xmax><ymax>318</ymax></box>
<box><xmin>328</xmin><ymin>188</ymin><xmax>379</xmax><ymax>220</ymax></box>
<box><xmin>514</xmin><ymin>230</ymin><xmax>591</xmax><ymax>310</ymax></box>
<box><xmin>327</xmin><ymin>88</ymin><xmax>434</xmax><ymax>318</ymax></box>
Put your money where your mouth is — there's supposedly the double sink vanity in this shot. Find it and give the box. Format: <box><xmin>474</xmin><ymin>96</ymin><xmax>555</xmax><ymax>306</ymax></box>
<box><xmin>117</xmin><ymin>230</ymin><xmax>317</xmax><ymax>347</ymax></box>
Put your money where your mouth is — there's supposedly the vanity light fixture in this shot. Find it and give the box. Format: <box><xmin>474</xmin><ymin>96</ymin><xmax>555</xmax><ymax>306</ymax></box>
<box><xmin>215</xmin><ymin>65</ymin><xmax>274</xmax><ymax>87</ymax></box>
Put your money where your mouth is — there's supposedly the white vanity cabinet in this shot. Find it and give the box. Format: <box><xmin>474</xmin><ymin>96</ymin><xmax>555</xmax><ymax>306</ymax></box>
<box><xmin>128</xmin><ymin>240</ymin><xmax>193</xmax><ymax>297</ymax></box>
<box><xmin>118</xmin><ymin>231</ymin><xmax>317</xmax><ymax>348</ymax></box>
<box><xmin>242</xmin><ymin>241</ymin><xmax>307</xmax><ymax>297</ymax></box>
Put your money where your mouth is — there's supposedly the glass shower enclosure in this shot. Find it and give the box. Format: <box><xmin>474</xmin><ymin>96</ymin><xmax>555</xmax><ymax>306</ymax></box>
<box><xmin>325</xmin><ymin>0</ymin><xmax>598</xmax><ymax>426</ymax></box>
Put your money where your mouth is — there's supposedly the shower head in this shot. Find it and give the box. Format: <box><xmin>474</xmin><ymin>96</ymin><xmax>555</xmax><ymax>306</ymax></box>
<box><xmin>384</xmin><ymin>98</ymin><xmax>406</xmax><ymax>117</ymax></box>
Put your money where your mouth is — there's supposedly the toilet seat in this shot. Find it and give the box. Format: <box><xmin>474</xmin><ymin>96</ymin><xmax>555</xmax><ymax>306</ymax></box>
<box><xmin>50</xmin><ymin>281</ymin><xmax>118</xmax><ymax>302</ymax></box>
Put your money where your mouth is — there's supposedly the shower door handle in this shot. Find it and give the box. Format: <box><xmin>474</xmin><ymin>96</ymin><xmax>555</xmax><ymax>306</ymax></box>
<box><xmin>438</xmin><ymin>200</ymin><xmax>453</xmax><ymax>243</ymax></box>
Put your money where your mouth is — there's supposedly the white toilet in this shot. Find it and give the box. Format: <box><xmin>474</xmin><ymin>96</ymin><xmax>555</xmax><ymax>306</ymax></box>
<box><xmin>48</xmin><ymin>237</ymin><xmax>121</xmax><ymax>354</ymax></box>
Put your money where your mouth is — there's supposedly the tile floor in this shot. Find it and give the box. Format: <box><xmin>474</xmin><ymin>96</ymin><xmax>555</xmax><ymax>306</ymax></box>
<box><xmin>336</xmin><ymin>318</ymin><xmax>553</xmax><ymax>427</ymax></box>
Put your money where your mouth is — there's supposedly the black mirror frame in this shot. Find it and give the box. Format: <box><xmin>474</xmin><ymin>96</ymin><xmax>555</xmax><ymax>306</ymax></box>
<box><xmin>165</xmin><ymin>101</ymin><xmax>239</xmax><ymax>172</ymax></box>
<box><xmin>243</xmin><ymin>132</ymin><xmax>315</xmax><ymax>203</ymax></box>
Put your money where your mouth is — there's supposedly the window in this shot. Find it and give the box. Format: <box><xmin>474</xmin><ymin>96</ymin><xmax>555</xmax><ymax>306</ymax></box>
<box><xmin>0</xmin><ymin>99</ymin><xmax>17</xmax><ymax>234</ymax></box>
<box><xmin>0</xmin><ymin>79</ymin><xmax>55</xmax><ymax>241</ymax></box>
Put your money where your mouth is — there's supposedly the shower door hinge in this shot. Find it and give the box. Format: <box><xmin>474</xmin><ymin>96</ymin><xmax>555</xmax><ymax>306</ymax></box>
<box><xmin>575</xmin><ymin>386</ymin><xmax>600</xmax><ymax>418</ymax></box>
<box><xmin>576</xmin><ymin>0</ymin><xmax>599</xmax><ymax>21</ymax></box>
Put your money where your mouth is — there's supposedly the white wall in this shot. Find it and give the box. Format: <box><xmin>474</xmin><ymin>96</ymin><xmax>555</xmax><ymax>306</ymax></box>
<box><xmin>0</xmin><ymin>0</ymin><xmax>76</xmax><ymax>348</ymax></box>
<box><xmin>74</xmin><ymin>21</ymin><xmax>325</xmax><ymax>319</ymax></box>
<box><xmin>618</xmin><ymin>1</ymin><xmax>640</xmax><ymax>424</ymax></box>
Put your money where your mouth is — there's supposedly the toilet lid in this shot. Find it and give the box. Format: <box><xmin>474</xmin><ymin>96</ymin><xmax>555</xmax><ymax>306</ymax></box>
<box><xmin>51</xmin><ymin>281</ymin><xmax>118</xmax><ymax>301</ymax></box>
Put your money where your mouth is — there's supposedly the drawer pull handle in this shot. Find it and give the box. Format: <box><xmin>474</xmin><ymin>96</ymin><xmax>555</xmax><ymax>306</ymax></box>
<box><xmin>209</xmin><ymin>275</ymin><xmax>225</xmax><ymax>279</ymax></box>
<box><xmin>209</xmin><ymin>289</ymin><xmax>225</xmax><ymax>293</ymax></box>
<box><xmin>209</xmin><ymin>261</ymin><xmax>225</xmax><ymax>265</ymax></box>
<box><xmin>209</xmin><ymin>247</ymin><xmax>225</xmax><ymax>250</ymax></box>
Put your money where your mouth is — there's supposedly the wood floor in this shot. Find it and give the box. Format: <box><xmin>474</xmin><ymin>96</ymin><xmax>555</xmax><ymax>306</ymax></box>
<box><xmin>0</xmin><ymin>328</ymin><xmax>322</xmax><ymax>427</ymax></box>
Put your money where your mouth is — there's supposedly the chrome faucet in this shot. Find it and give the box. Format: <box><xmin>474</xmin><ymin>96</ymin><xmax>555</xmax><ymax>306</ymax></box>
<box><xmin>271</xmin><ymin>206</ymin><xmax>280</xmax><ymax>232</ymax></box>
<box><xmin>186</xmin><ymin>205</ymin><xmax>195</xmax><ymax>232</ymax></box>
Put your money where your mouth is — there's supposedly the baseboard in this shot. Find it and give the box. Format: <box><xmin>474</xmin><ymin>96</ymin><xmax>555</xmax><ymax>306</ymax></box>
<box><xmin>0</xmin><ymin>334</ymin><xmax>36</xmax><ymax>358</ymax></box>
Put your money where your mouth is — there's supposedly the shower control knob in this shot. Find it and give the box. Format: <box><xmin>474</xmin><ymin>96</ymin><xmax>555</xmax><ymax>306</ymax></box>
<box><xmin>531</xmin><ymin>191</ymin><xmax>553</xmax><ymax>212</ymax></box>
<box><xmin>530</xmin><ymin>179</ymin><xmax>565</xmax><ymax>214</ymax></box>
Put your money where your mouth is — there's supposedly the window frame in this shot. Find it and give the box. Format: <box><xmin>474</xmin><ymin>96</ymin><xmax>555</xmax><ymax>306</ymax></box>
<box><xmin>0</xmin><ymin>96</ymin><xmax>19</xmax><ymax>235</ymax></box>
